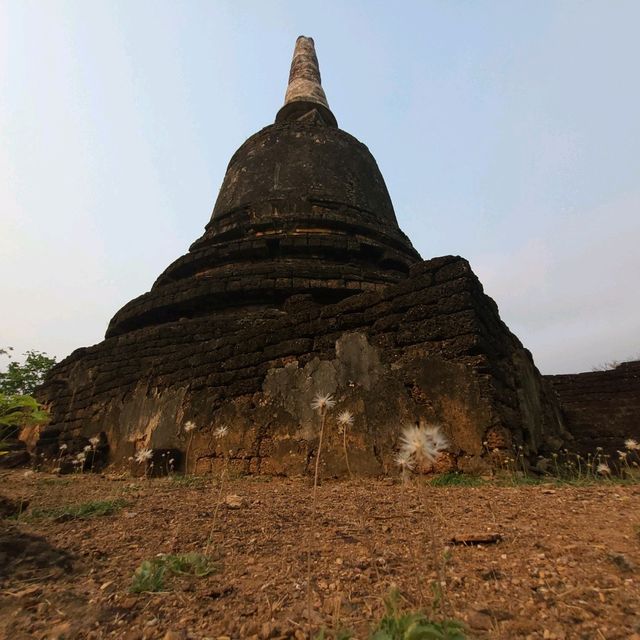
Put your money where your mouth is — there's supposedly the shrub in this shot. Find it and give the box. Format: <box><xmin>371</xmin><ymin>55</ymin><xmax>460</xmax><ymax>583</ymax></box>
<box><xmin>0</xmin><ymin>393</ymin><xmax>48</xmax><ymax>438</ymax></box>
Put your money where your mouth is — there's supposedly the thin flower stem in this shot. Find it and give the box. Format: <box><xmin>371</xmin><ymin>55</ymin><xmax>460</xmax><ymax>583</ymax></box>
<box><xmin>185</xmin><ymin>432</ymin><xmax>194</xmax><ymax>475</ymax></box>
<box><xmin>343</xmin><ymin>423</ymin><xmax>352</xmax><ymax>478</ymax></box>
<box><xmin>307</xmin><ymin>407</ymin><xmax>327</xmax><ymax>639</ymax></box>
<box><xmin>204</xmin><ymin>456</ymin><xmax>228</xmax><ymax>557</ymax></box>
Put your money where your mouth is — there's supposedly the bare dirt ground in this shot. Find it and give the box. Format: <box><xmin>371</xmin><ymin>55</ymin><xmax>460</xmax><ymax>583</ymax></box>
<box><xmin>1</xmin><ymin>470</ymin><xmax>639</xmax><ymax>640</ymax></box>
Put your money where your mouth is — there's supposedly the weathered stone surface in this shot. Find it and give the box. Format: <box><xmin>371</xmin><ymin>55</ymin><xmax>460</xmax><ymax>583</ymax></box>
<box><xmin>38</xmin><ymin>255</ymin><xmax>566</xmax><ymax>475</ymax></box>
<box><xmin>546</xmin><ymin>361</ymin><xmax>640</xmax><ymax>456</ymax></box>
<box><xmin>106</xmin><ymin>119</ymin><xmax>420</xmax><ymax>339</ymax></box>
<box><xmin>276</xmin><ymin>36</ymin><xmax>337</xmax><ymax>127</ymax></box>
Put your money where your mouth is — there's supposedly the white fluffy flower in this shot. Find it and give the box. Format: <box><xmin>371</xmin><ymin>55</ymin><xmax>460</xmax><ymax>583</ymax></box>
<box><xmin>311</xmin><ymin>393</ymin><xmax>335</xmax><ymax>412</ymax></box>
<box><xmin>214</xmin><ymin>426</ymin><xmax>228</xmax><ymax>439</ymax></box>
<box><xmin>337</xmin><ymin>411</ymin><xmax>354</xmax><ymax>427</ymax></box>
<box><xmin>399</xmin><ymin>425</ymin><xmax>436</xmax><ymax>465</ymax></box>
<box><xmin>423</xmin><ymin>425</ymin><xmax>449</xmax><ymax>453</ymax></box>
<box><xmin>394</xmin><ymin>450</ymin><xmax>415</xmax><ymax>471</ymax></box>
<box><xmin>184</xmin><ymin>421</ymin><xmax>196</xmax><ymax>433</ymax></box>
<box><xmin>89</xmin><ymin>436</ymin><xmax>100</xmax><ymax>448</ymax></box>
<box><xmin>59</xmin><ymin>443</ymin><xmax>68</xmax><ymax>452</ymax></box>
<box><xmin>596</xmin><ymin>463</ymin><xmax>611</xmax><ymax>475</ymax></box>
<box><xmin>135</xmin><ymin>448</ymin><xmax>153</xmax><ymax>464</ymax></box>
<box><xmin>624</xmin><ymin>438</ymin><xmax>639</xmax><ymax>451</ymax></box>
<box><xmin>398</xmin><ymin>424</ymin><xmax>449</xmax><ymax>470</ymax></box>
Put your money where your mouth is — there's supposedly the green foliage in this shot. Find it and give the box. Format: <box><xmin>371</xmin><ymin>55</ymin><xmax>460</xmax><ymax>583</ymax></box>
<box><xmin>0</xmin><ymin>347</ymin><xmax>57</xmax><ymax>396</ymax></box>
<box><xmin>25</xmin><ymin>499</ymin><xmax>127</xmax><ymax>520</ymax></box>
<box><xmin>130</xmin><ymin>553</ymin><xmax>217</xmax><ymax>593</ymax></box>
<box><xmin>370</xmin><ymin>589</ymin><xmax>466</xmax><ymax>640</ymax></box>
<box><xmin>0</xmin><ymin>393</ymin><xmax>49</xmax><ymax>439</ymax></box>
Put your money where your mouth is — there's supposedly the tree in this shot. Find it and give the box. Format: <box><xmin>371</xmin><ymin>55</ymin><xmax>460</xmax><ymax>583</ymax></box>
<box><xmin>0</xmin><ymin>393</ymin><xmax>49</xmax><ymax>439</ymax></box>
<box><xmin>0</xmin><ymin>347</ymin><xmax>57</xmax><ymax>396</ymax></box>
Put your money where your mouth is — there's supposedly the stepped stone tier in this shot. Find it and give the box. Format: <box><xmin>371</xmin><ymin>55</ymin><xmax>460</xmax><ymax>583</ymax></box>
<box><xmin>36</xmin><ymin>37</ymin><xmax>569</xmax><ymax>475</ymax></box>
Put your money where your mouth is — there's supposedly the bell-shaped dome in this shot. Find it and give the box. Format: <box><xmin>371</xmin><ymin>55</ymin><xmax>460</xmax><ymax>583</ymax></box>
<box><xmin>106</xmin><ymin>36</ymin><xmax>420</xmax><ymax>338</ymax></box>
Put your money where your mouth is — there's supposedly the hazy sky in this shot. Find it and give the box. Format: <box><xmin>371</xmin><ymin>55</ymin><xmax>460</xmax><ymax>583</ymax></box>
<box><xmin>2</xmin><ymin>1</ymin><xmax>639</xmax><ymax>374</ymax></box>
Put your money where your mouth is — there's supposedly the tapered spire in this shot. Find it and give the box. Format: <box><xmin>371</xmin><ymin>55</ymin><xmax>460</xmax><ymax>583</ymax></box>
<box><xmin>275</xmin><ymin>36</ymin><xmax>338</xmax><ymax>127</ymax></box>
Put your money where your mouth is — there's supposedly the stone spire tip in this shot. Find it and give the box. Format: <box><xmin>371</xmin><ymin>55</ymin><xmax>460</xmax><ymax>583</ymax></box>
<box><xmin>275</xmin><ymin>36</ymin><xmax>337</xmax><ymax>127</ymax></box>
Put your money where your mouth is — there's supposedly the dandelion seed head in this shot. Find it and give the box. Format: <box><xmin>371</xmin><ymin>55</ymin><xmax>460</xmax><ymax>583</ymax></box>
<box><xmin>398</xmin><ymin>424</ymin><xmax>449</xmax><ymax>467</ymax></box>
<box><xmin>337</xmin><ymin>410</ymin><xmax>354</xmax><ymax>427</ymax></box>
<box><xmin>214</xmin><ymin>426</ymin><xmax>228</xmax><ymax>439</ymax></box>
<box><xmin>423</xmin><ymin>425</ymin><xmax>449</xmax><ymax>453</ymax></box>
<box><xmin>184</xmin><ymin>421</ymin><xmax>196</xmax><ymax>433</ymax></box>
<box><xmin>394</xmin><ymin>450</ymin><xmax>415</xmax><ymax>471</ymax></box>
<box><xmin>59</xmin><ymin>443</ymin><xmax>68</xmax><ymax>452</ymax></box>
<box><xmin>311</xmin><ymin>393</ymin><xmax>335</xmax><ymax>412</ymax></box>
<box><xmin>135</xmin><ymin>448</ymin><xmax>153</xmax><ymax>464</ymax></box>
<box><xmin>596</xmin><ymin>462</ymin><xmax>611</xmax><ymax>475</ymax></box>
<box><xmin>624</xmin><ymin>438</ymin><xmax>639</xmax><ymax>451</ymax></box>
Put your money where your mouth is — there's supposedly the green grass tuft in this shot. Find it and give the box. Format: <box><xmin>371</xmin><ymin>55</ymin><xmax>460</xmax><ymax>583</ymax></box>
<box><xmin>130</xmin><ymin>553</ymin><xmax>217</xmax><ymax>593</ymax></box>
<box><xmin>370</xmin><ymin>588</ymin><xmax>466</xmax><ymax>640</ymax></box>
<box><xmin>168</xmin><ymin>475</ymin><xmax>207</xmax><ymax>488</ymax></box>
<box><xmin>130</xmin><ymin>559</ymin><xmax>166</xmax><ymax>593</ymax></box>
<box><xmin>429</xmin><ymin>473</ymin><xmax>485</xmax><ymax>487</ymax></box>
<box><xmin>495</xmin><ymin>474</ymin><xmax>546</xmax><ymax>487</ymax></box>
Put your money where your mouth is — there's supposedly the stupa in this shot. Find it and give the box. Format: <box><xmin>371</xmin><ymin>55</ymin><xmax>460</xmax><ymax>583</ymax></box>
<box><xmin>37</xmin><ymin>37</ymin><xmax>568</xmax><ymax>475</ymax></box>
<box><xmin>107</xmin><ymin>37</ymin><xmax>420</xmax><ymax>340</ymax></box>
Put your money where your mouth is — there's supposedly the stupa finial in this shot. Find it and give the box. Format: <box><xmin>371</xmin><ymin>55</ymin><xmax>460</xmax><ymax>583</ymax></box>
<box><xmin>275</xmin><ymin>36</ymin><xmax>338</xmax><ymax>127</ymax></box>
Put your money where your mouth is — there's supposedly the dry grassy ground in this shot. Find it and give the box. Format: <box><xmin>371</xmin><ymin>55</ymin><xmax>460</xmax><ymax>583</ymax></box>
<box><xmin>1</xmin><ymin>470</ymin><xmax>639</xmax><ymax>640</ymax></box>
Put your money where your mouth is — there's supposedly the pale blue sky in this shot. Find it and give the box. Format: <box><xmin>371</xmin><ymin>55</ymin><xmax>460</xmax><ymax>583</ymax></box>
<box><xmin>2</xmin><ymin>1</ymin><xmax>639</xmax><ymax>374</ymax></box>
